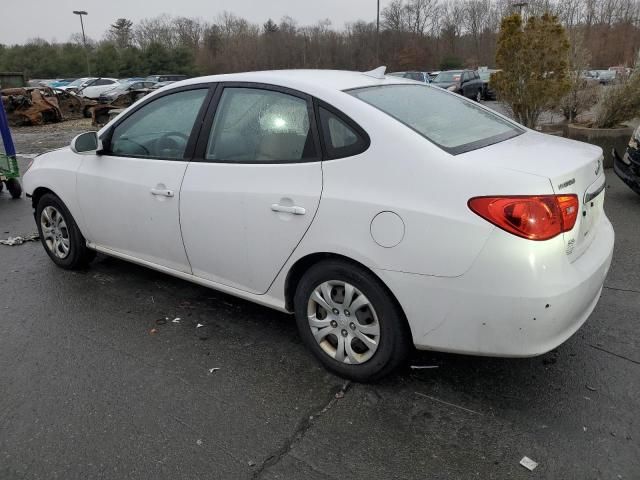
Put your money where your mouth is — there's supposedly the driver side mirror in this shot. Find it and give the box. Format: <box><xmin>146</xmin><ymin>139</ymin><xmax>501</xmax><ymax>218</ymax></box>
<box><xmin>71</xmin><ymin>131</ymin><xmax>103</xmax><ymax>154</ymax></box>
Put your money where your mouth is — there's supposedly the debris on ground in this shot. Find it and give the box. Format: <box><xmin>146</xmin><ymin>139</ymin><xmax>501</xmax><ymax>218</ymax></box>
<box><xmin>519</xmin><ymin>456</ymin><xmax>538</xmax><ymax>471</ymax></box>
<box><xmin>196</xmin><ymin>439</ymin><xmax>203</xmax><ymax>446</ymax></box>
<box><xmin>586</xmin><ymin>384</ymin><xmax>598</xmax><ymax>392</ymax></box>
<box><xmin>0</xmin><ymin>233</ymin><xmax>39</xmax><ymax>246</ymax></box>
<box><xmin>196</xmin><ymin>323</ymin><xmax>204</xmax><ymax>329</ymax></box>
<box><xmin>208</xmin><ymin>368</ymin><xmax>220</xmax><ymax>374</ymax></box>
<box><xmin>321</xmin><ymin>381</ymin><xmax>351</xmax><ymax>412</ymax></box>
<box><xmin>156</xmin><ymin>318</ymin><xmax>167</xmax><ymax>325</ymax></box>
<box><xmin>172</xmin><ymin>317</ymin><xmax>181</xmax><ymax>323</ymax></box>
<box><xmin>248</xmin><ymin>460</ymin><xmax>256</xmax><ymax>467</ymax></box>
<box><xmin>414</xmin><ymin>392</ymin><xmax>483</xmax><ymax>415</ymax></box>
<box><xmin>149</xmin><ymin>328</ymin><xmax>159</xmax><ymax>335</ymax></box>
<box><xmin>410</xmin><ymin>365</ymin><xmax>439</xmax><ymax>369</ymax></box>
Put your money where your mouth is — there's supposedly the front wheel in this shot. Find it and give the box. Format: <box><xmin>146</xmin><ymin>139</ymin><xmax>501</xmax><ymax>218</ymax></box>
<box><xmin>36</xmin><ymin>193</ymin><xmax>95</xmax><ymax>269</ymax></box>
<box><xmin>294</xmin><ymin>260</ymin><xmax>411</xmax><ymax>382</ymax></box>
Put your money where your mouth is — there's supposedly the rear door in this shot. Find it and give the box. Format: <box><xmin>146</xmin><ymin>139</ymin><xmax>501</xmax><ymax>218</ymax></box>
<box><xmin>179</xmin><ymin>84</ymin><xmax>323</xmax><ymax>294</ymax></box>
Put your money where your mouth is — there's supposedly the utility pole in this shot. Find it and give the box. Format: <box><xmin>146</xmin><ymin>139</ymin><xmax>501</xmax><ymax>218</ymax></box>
<box><xmin>376</xmin><ymin>0</ymin><xmax>380</xmax><ymax>64</ymax></box>
<box><xmin>73</xmin><ymin>10</ymin><xmax>91</xmax><ymax>75</ymax></box>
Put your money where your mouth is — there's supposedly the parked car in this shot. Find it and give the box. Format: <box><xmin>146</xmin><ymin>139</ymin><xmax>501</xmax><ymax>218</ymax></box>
<box><xmin>23</xmin><ymin>69</ymin><xmax>614</xmax><ymax>381</ymax></box>
<box><xmin>98</xmin><ymin>81</ymin><xmax>157</xmax><ymax>103</ymax></box>
<box><xmin>432</xmin><ymin>70</ymin><xmax>484</xmax><ymax>101</ymax></box>
<box><xmin>478</xmin><ymin>69</ymin><xmax>499</xmax><ymax>100</ymax></box>
<box><xmin>388</xmin><ymin>71</ymin><xmax>430</xmax><ymax>83</ymax></box>
<box><xmin>79</xmin><ymin>78</ymin><xmax>121</xmax><ymax>99</ymax></box>
<box><xmin>150</xmin><ymin>81</ymin><xmax>178</xmax><ymax>90</ymax></box>
<box><xmin>57</xmin><ymin>77</ymin><xmax>97</xmax><ymax>93</ymax></box>
<box><xmin>592</xmin><ymin>70</ymin><xmax>617</xmax><ymax>85</ymax></box>
<box><xmin>613</xmin><ymin>125</ymin><xmax>640</xmax><ymax>195</ymax></box>
<box><xmin>146</xmin><ymin>74</ymin><xmax>187</xmax><ymax>83</ymax></box>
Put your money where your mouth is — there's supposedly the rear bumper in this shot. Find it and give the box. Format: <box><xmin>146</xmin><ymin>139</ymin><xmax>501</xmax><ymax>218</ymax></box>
<box><xmin>378</xmin><ymin>215</ymin><xmax>614</xmax><ymax>357</ymax></box>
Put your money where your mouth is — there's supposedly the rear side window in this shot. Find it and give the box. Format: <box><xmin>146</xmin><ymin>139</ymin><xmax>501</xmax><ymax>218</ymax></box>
<box><xmin>318</xmin><ymin>107</ymin><xmax>368</xmax><ymax>159</ymax></box>
<box><xmin>206</xmin><ymin>88</ymin><xmax>317</xmax><ymax>163</ymax></box>
<box><xmin>349</xmin><ymin>84</ymin><xmax>523</xmax><ymax>155</ymax></box>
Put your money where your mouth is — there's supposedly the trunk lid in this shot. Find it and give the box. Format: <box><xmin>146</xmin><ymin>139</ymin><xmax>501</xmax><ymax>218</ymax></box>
<box><xmin>460</xmin><ymin>131</ymin><xmax>605</xmax><ymax>261</ymax></box>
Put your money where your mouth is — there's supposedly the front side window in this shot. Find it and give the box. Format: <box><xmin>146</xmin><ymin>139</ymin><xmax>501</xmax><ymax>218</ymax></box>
<box><xmin>349</xmin><ymin>84</ymin><xmax>523</xmax><ymax>155</ymax></box>
<box><xmin>110</xmin><ymin>88</ymin><xmax>208</xmax><ymax>160</ymax></box>
<box><xmin>206</xmin><ymin>88</ymin><xmax>316</xmax><ymax>162</ymax></box>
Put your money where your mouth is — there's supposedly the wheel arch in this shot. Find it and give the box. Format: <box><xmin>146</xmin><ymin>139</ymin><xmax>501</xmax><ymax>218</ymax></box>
<box><xmin>283</xmin><ymin>252</ymin><xmax>409</xmax><ymax>330</ymax></box>
<box><xmin>31</xmin><ymin>186</ymin><xmax>90</xmax><ymax>240</ymax></box>
<box><xmin>31</xmin><ymin>186</ymin><xmax>57</xmax><ymax>210</ymax></box>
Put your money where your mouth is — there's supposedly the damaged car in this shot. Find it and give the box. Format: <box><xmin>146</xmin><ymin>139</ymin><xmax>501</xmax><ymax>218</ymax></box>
<box><xmin>91</xmin><ymin>81</ymin><xmax>157</xmax><ymax>126</ymax></box>
<box><xmin>1</xmin><ymin>86</ymin><xmax>87</xmax><ymax>126</ymax></box>
<box><xmin>613</xmin><ymin>125</ymin><xmax>640</xmax><ymax>195</ymax></box>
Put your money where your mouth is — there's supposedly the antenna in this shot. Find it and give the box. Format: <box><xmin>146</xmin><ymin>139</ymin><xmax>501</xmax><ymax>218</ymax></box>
<box><xmin>363</xmin><ymin>66</ymin><xmax>387</xmax><ymax>79</ymax></box>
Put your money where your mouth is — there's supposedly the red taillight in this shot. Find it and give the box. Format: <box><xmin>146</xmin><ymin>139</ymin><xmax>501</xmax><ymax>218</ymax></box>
<box><xmin>468</xmin><ymin>195</ymin><xmax>579</xmax><ymax>241</ymax></box>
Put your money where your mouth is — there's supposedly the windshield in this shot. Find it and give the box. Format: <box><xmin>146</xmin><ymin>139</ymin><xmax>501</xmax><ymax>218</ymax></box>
<box><xmin>433</xmin><ymin>71</ymin><xmax>462</xmax><ymax>83</ymax></box>
<box><xmin>349</xmin><ymin>84</ymin><xmax>523</xmax><ymax>154</ymax></box>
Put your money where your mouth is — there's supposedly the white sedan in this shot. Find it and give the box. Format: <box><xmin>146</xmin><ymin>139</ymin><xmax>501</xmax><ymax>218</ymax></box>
<box><xmin>79</xmin><ymin>78</ymin><xmax>121</xmax><ymax>99</ymax></box>
<box><xmin>23</xmin><ymin>68</ymin><xmax>614</xmax><ymax>381</ymax></box>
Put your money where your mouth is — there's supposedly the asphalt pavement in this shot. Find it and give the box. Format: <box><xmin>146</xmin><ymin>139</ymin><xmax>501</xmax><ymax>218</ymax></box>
<box><xmin>1</xmin><ymin>123</ymin><xmax>639</xmax><ymax>479</ymax></box>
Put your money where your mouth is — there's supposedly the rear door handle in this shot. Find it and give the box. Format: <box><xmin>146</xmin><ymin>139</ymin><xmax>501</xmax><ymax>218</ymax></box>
<box><xmin>150</xmin><ymin>188</ymin><xmax>174</xmax><ymax>197</ymax></box>
<box><xmin>271</xmin><ymin>204</ymin><xmax>306</xmax><ymax>215</ymax></box>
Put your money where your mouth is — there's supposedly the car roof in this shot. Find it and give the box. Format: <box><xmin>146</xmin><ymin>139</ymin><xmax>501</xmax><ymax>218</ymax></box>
<box><xmin>164</xmin><ymin>69</ymin><xmax>417</xmax><ymax>98</ymax></box>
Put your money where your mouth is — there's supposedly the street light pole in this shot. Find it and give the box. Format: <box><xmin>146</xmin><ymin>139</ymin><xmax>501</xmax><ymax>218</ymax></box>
<box><xmin>73</xmin><ymin>10</ymin><xmax>90</xmax><ymax>75</ymax></box>
<box><xmin>376</xmin><ymin>0</ymin><xmax>380</xmax><ymax>64</ymax></box>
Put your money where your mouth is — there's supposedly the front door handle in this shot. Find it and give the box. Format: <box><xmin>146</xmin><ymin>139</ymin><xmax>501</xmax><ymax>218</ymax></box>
<box><xmin>151</xmin><ymin>188</ymin><xmax>174</xmax><ymax>197</ymax></box>
<box><xmin>271</xmin><ymin>204</ymin><xmax>306</xmax><ymax>215</ymax></box>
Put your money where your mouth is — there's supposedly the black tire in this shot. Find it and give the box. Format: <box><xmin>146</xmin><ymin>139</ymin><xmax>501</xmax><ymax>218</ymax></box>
<box><xmin>6</xmin><ymin>178</ymin><xmax>22</xmax><ymax>198</ymax></box>
<box><xmin>294</xmin><ymin>260</ymin><xmax>411</xmax><ymax>382</ymax></box>
<box><xmin>35</xmin><ymin>193</ymin><xmax>95</xmax><ymax>269</ymax></box>
<box><xmin>0</xmin><ymin>181</ymin><xmax>3</xmax><ymax>193</ymax></box>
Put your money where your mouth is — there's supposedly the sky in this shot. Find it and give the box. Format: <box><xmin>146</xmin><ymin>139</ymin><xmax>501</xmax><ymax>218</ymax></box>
<box><xmin>0</xmin><ymin>0</ymin><xmax>387</xmax><ymax>45</ymax></box>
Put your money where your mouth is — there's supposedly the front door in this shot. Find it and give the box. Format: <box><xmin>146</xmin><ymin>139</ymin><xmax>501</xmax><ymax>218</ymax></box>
<box><xmin>77</xmin><ymin>87</ymin><xmax>210</xmax><ymax>273</ymax></box>
<box><xmin>180</xmin><ymin>85</ymin><xmax>323</xmax><ymax>294</ymax></box>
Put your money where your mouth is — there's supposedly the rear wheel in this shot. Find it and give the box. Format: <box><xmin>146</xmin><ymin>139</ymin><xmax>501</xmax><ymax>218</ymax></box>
<box><xmin>36</xmin><ymin>193</ymin><xmax>95</xmax><ymax>269</ymax></box>
<box><xmin>6</xmin><ymin>178</ymin><xmax>22</xmax><ymax>198</ymax></box>
<box><xmin>294</xmin><ymin>260</ymin><xmax>411</xmax><ymax>382</ymax></box>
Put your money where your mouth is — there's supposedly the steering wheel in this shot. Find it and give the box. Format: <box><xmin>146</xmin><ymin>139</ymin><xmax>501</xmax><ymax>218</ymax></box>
<box><xmin>155</xmin><ymin>131</ymin><xmax>189</xmax><ymax>155</ymax></box>
<box><xmin>159</xmin><ymin>131</ymin><xmax>189</xmax><ymax>144</ymax></box>
<box><xmin>117</xmin><ymin>137</ymin><xmax>150</xmax><ymax>155</ymax></box>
